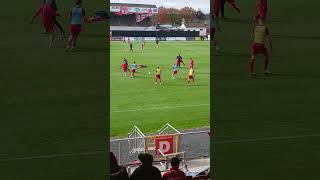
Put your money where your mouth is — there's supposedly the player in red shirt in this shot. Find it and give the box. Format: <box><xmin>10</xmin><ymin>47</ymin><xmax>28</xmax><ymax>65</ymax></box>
<box><xmin>30</xmin><ymin>0</ymin><xmax>59</xmax><ymax>48</ymax></box>
<box><xmin>120</xmin><ymin>59</ymin><xmax>129</xmax><ymax>77</ymax></box>
<box><xmin>162</xmin><ymin>157</ymin><xmax>187</xmax><ymax>180</ymax></box>
<box><xmin>256</xmin><ymin>0</ymin><xmax>268</xmax><ymax>21</ymax></box>
<box><xmin>189</xmin><ymin>58</ymin><xmax>194</xmax><ymax>69</ymax></box>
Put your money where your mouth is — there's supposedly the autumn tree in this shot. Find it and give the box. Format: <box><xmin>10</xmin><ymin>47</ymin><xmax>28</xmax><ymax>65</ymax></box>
<box><xmin>167</xmin><ymin>8</ymin><xmax>181</xmax><ymax>25</ymax></box>
<box><xmin>155</xmin><ymin>6</ymin><xmax>169</xmax><ymax>24</ymax></box>
<box><xmin>179</xmin><ymin>7</ymin><xmax>197</xmax><ymax>23</ymax></box>
<box><xmin>195</xmin><ymin>9</ymin><xmax>206</xmax><ymax>20</ymax></box>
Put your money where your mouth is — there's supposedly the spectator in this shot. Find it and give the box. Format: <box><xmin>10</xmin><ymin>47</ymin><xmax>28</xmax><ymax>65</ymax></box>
<box><xmin>162</xmin><ymin>157</ymin><xmax>187</xmax><ymax>180</ymax></box>
<box><xmin>110</xmin><ymin>152</ymin><xmax>130</xmax><ymax>180</ymax></box>
<box><xmin>130</xmin><ymin>153</ymin><xmax>161</xmax><ymax>180</ymax></box>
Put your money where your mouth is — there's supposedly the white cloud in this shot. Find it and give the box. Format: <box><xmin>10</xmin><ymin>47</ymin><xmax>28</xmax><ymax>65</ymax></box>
<box><xmin>110</xmin><ymin>0</ymin><xmax>210</xmax><ymax>13</ymax></box>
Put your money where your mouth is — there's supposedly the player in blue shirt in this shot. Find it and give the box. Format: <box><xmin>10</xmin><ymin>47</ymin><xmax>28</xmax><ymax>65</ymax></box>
<box><xmin>65</xmin><ymin>0</ymin><xmax>87</xmax><ymax>52</ymax></box>
<box><xmin>172</xmin><ymin>64</ymin><xmax>178</xmax><ymax>79</ymax></box>
<box><xmin>131</xmin><ymin>61</ymin><xmax>137</xmax><ymax>78</ymax></box>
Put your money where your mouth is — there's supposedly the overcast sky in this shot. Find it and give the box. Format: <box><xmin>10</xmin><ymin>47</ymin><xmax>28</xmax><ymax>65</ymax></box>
<box><xmin>110</xmin><ymin>0</ymin><xmax>210</xmax><ymax>14</ymax></box>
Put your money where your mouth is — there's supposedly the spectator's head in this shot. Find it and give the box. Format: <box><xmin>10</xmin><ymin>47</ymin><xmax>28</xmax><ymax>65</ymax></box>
<box><xmin>170</xmin><ymin>157</ymin><xmax>181</xmax><ymax>168</ymax></box>
<box><xmin>133</xmin><ymin>61</ymin><xmax>136</xmax><ymax>64</ymax></box>
<box><xmin>110</xmin><ymin>152</ymin><xmax>119</xmax><ymax>173</ymax></box>
<box><xmin>45</xmin><ymin>0</ymin><xmax>52</xmax><ymax>4</ymax></box>
<box><xmin>75</xmin><ymin>0</ymin><xmax>82</xmax><ymax>5</ymax></box>
<box><xmin>138</xmin><ymin>153</ymin><xmax>154</xmax><ymax>166</ymax></box>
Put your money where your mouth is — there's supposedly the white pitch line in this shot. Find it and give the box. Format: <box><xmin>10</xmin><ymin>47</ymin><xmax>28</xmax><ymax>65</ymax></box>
<box><xmin>214</xmin><ymin>134</ymin><xmax>320</xmax><ymax>144</ymax></box>
<box><xmin>0</xmin><ymin>151</ymin><xmax>105</xmax><ymax>162</ymax></box>
<box><xmin>111</xmin><ymin>104</ymin><xmax>210</xmax><ymax>113</ymax></box>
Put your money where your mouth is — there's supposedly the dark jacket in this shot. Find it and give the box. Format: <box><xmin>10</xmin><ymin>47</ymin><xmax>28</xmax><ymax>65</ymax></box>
<box><xmin>111</xmin><ymin>166</ymin><xmax>130</xmax><ymax>180</ymax></box>
<box><xmin>130</xmin><ymin>165</ymin><xmax>161</xmax><ymax>180</ymax></box>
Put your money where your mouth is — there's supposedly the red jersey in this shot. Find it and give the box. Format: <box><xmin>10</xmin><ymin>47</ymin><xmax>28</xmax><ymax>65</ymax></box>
<box><xmin>190</xmin><ymin>60</ymin><xmax>194</xmax><ymax>66</ymax></box>
<box><xmin>32</xmin><ymin>4</ymin><xmax>58</xmax><ymax>27</ymax></box>
<box><xmin>256</xmin><ymin>0</ymin><xmax>268</xmax><ymax>20</ymax></box>
<box><xmin>121</xmin><ymin>63</ymin><xmax>128</xmax><ymax>70</ymax></box>
<box><xmin>162</xmin><ymin>167</ymin><xmax>186</xmax><ymax>180</ymax></box>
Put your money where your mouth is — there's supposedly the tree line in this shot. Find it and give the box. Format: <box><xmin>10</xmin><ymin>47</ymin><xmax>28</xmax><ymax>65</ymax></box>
<box><xmin>155</xmin><ymin>6</ymin><xmax>209</xmax><ymax>25</ymax></box>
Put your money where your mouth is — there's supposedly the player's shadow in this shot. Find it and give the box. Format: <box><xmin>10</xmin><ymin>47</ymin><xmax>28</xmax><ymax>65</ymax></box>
<box><xmin>272</xmin><ymin>34</ymin><xmax>320</xmax><ymax>40</ymax></box>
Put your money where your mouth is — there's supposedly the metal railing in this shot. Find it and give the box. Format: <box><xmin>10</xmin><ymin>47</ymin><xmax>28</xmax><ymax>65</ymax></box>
<box><xmin>110</xmin><ymin>129</ymin><xmax>209</xmax><ymax>166</ymax></box>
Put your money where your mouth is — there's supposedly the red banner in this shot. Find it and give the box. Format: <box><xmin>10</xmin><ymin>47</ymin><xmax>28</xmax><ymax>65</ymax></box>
<box><xmin>155</xmin><ymin>135</ymin><xmax>174</xmax><ymax>155</ymax></box>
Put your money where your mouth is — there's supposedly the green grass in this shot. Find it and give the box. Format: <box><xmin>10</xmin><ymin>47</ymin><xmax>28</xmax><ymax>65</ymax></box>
<box><xmin>0</xmin><ymin>1</ymin><xmax>107</xmax><ymax>179</ymax></box>
<box><xmin>110</xmin><ymin>41</ymin><xmax>210</xmax><ymax>137</ymax></box>
<box><xmin>212</xmin><ymin>0</ymin><xmax>320</xmax><ymax>179</ymax></box>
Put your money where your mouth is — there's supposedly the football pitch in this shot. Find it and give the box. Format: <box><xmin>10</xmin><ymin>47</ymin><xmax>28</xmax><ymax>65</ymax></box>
<box><xmin>212</xmin><ymin>0</ymin><xmax>320</xmax><ymax>179</ymax></box>
<box><xmin>1</xmin><ymin>1</ymin><xmax>107</xmax><ymax>179</ymax></box>
<box><xmin>110</xmin><ymin>41</ymin><xmax>210</xmax><ymax>137</ymax></box>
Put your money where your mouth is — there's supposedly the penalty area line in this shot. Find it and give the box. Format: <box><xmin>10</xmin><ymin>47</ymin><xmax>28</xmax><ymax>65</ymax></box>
<box><xmin>111</xmin><ymin>104</ymin><xmax>210</xmax><ymax>113</ymax></box>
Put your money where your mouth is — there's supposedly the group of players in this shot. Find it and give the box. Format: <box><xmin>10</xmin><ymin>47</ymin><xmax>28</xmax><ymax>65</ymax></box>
<box><xmin>30</xmin><ymin>0</ymin><xmax>87</xmax><ymax>51</ymax></box>
<box><xmin>212</xmin><ymin>0</ymin><xmax>272</xmax><ymax>77</ymax></box>
<box><xmin>120</xmin><ymin>52</ymin><xmax>196</xmax><ymax>85</ymax></box>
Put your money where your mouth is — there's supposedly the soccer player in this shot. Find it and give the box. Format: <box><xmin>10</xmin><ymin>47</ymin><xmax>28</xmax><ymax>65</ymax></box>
<box><xmin>171</xmin><ymin>64</ymin><xmax>178</xmax><ymax>79</ymax></box>
<box><xmin>155</xmin><ymin>66</ymin><xmax>162</xmax><ymax>85</ymax></box>
<box><xmin>252</xmin><ymin>0</ymin><xmax>268</xmax><ymax>36</ymax></box>
<box><xmin>129</xmin><ymin>42</ymin><xmax>133</xmax><ymax>52</ymax></box>
<box><xmin>31</xmin><ymin>0</ymin><xmax>59</xmax><ymax>48</ymax></box>
<box><xmin>140</xmin><ymin>41</ymin><xmax>144</xmax><ymax>51</ymax></box>
<box><xmin>124</xmin><ymin>58</ymin><xmax>128</xmax><ymax>66</ymax></box>
<box><xmin>189</xmin><ymin>58</ymin><xmax>194</xmax><ymax>69</ymax></box>
<box><xmin>256</xmin><ymin>0</ymin><xmax>268</xmax><ymax>21</ymax></box>
<box><xmin>42</xmin><ymin>0</ymin><xmax>64</xmax><ymax>38</ymax></box>
<box><xmin>121</xmin><ymin>59</ymin><xmax>129</xmax><ymax>77</ymax></box>
<box><xmin>65</xmin><ymin>0</ymin><xmax>87</xmax><ymax>52</ymax></box>
<box><xmin>188</xmin><ymin>68</ymin><xmax>195</xmax><ymax>84</ymax></box>
<box><xmin>176</xmin><ymin>54</ymin><xmax>186</xmax><ymax>67</ymax></box>
<box><xmin>131</xmin><ymin>61</ymin><xmax>137</xmax><ymax>78</ymax></box>
<box><xmin>249</xmin><ymin>18</ymin><xmax>272</xmax><ymax>77</ymax></box>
